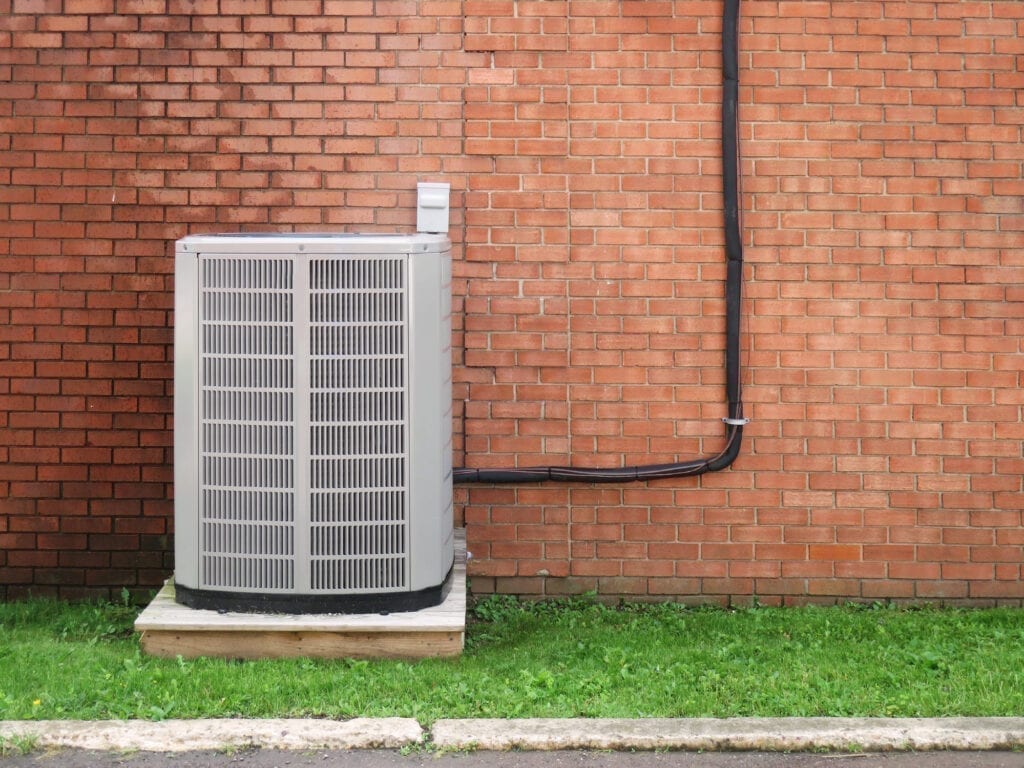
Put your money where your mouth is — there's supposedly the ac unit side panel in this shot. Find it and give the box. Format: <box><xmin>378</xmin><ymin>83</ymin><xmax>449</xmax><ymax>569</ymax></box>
<box><xmin>173</xmin><ymin>247</ymin><xmax>200</xmax><ymax>590</ymax></box>
<box><xmin>437</xmin><ymin>248</ymin><xmax>456</xmax><ymax>581</ymax></box>
<box><xmin>441</xmin><ymin>247</ymin><xmax>455</xmax><ymax>573</ymax></box>
<box><xmin>408</xmin><ymin>244</ymin><xmax>455</xmax><ymax>590</ymax></box>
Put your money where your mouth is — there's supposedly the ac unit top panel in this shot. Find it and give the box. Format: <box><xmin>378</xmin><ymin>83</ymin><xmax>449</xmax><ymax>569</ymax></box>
<box><xmin>178</xmin><ymin>232</ymin><xmax>450</xmax><ymax>256</ymax></box>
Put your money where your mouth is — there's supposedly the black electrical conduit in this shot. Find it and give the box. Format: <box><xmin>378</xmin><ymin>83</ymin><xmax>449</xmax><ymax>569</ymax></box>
<box><xmin>453</xmin><ymin>0</ymin><xmax>745</xmax><ymax>484</ymax></box>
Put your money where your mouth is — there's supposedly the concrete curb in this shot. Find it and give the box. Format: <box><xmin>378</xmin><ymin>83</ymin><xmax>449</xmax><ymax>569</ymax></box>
<box><xmin>0</xmin><ymin>718</ymin><xmax>423</xmax><ymax>752</ymax></box>
<box><xmin>4</xmin><ymin>717</ymin><xmax>1024</xmax><ymax>753</ymax></box>
<box><xmin>431</xmin><ymin>717</ymin><xmax>1024</xmax><ymax>752</ymax></box>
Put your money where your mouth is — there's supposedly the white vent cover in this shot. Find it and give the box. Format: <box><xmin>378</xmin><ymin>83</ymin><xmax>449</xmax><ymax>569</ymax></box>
<box><xmin>174</xmin><ymin>233</ymin><xmax>454</xmax><ymax>613</ymax></box>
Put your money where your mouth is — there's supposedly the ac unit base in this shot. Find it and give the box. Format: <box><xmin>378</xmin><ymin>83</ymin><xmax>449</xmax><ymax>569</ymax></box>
<box><xmin>174</xmin><ymin>567</ymin><xmax>451</xmax><ymax>615</ymax></box>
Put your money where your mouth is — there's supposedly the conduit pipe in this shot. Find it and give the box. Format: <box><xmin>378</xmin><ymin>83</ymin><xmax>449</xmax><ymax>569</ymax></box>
<box><xmin>454</xmin><ymin>0</ymin><xmax>745</xmax><ymax>484</ymax></box>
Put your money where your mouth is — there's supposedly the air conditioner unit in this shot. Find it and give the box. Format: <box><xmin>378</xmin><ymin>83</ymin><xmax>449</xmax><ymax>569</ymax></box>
<box><xmin>173</xmin><ymin>233</ymin><xmax>454</xmax><ymax>614</ymax></box>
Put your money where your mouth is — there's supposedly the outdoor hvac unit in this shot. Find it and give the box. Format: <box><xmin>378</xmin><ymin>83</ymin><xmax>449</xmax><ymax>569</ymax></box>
<box><xmin>173</xmin><ymin>233</ymin><xmax>454</xmax><ymax>614</ymax></box>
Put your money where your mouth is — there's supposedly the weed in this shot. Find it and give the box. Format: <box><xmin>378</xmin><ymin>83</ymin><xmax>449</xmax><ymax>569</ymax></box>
<box><xmin>0</xmin><ymin>734</ymin><xmax>39</xmax><ymax>757</ymax></box>
<box><xmin>399</xmin><ymin>738</ymin><xmax>444</xmax><ymax>756</ymax></box>
<box><xmin>216</xmin><ymin>743</ymin><xmax>259</xmax><ymax>756</ymax></box>
<box><xmin>469</xmin><ymin>594</ymin><xmax>522</xmax><ymax>623</ymax></box>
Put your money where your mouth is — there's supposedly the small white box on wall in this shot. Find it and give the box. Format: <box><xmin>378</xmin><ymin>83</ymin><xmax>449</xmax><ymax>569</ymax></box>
<box><xmin>417</xmin><ymin>182</ymin><xmax>451</xmax><ymax>234</ymax></box>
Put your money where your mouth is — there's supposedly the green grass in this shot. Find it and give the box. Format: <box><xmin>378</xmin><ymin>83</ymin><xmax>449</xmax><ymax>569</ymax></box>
<box><xmin>0</xmin><ymin>735</ymin><xmax>39</xmax><ymax>757</ymax></box>
<box><xmin>2</xmin><ymin>594</ymin><xmax>1024</xmax><ymax>723</ymax></box>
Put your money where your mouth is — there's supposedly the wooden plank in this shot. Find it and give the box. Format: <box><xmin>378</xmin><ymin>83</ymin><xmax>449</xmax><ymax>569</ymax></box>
<box><xmin>139</xmin><ymin>629</ymin><xmax>464</xmax><ymax>660</ymax></box>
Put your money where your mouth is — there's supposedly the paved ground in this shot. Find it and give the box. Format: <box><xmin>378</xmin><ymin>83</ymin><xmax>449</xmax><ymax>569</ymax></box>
<box><xmin>2</xmin><ymin>749</ymin><xmax>1024</xmax><ymax>768</ymax></box>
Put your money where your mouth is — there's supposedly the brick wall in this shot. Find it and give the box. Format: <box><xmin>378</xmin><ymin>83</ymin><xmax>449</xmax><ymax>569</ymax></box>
<box><xmin>0</xmin><ymin>0</ymin><xmax>477</xmax><ymax>599</ymax></box>
<box><xmin>1</xmin><ymin>0</ymin><xmax>1022</xmax><ymax>603</ymax></box>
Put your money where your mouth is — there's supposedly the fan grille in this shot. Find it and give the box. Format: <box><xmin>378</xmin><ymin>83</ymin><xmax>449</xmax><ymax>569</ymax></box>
<box><xmin>308</xmin><ymin>256</ymin><xmax>408</xmax><ymax>592</ymax></box>
<box><xmin>196</xmin><ymin>253</ymin><xmax>409</xmax><ymax>594</ymax></box>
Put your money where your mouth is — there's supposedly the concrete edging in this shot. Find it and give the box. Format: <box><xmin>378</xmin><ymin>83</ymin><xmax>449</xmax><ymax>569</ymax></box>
<box><xmin>0</xmin><ymin>718</ymin><xmax>423</xmax><ymax>752</ymax></box>
<box><xmin>429</xmin><ymin>717</ymin><xmax>1024</xmax><ymax>752</ymax></box>
<box><xmin>4</xmin><ymin>717</ymin><xmax>1024</xmax><ymax>753</ymax></box>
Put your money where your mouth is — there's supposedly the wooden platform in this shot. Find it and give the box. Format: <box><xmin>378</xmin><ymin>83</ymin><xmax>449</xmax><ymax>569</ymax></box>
<box><xmin>135</xmin><ymin>530</ymin><xmax>465</xmax><ymax>660</ymax></box>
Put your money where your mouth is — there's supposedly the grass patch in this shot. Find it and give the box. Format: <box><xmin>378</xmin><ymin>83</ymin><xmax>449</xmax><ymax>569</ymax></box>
<box><xmin>2</xmin><ymin>595</ymin><xmax>1024</xmax><ymax>723</ymax></box>
<box><xmin>0</xmin><ymin>735</ymin><xmax>40</xmax><ymax>757</ymax></box>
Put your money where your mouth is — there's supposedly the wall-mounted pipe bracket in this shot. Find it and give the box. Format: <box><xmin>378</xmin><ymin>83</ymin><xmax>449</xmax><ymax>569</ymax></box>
<box><xmin>722</xmin><ymin>417</ymin><xmax>750</xmax><ymax>426</ymax></box>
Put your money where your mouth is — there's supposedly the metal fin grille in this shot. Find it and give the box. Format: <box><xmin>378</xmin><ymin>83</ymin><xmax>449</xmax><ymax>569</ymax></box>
<box><xmin>198</xmin><ymin>257</ymin><xmax>296</xmax><ymax>592</ymax></box>
<box><xmin>309</xmin><ymin>256</ymin><xmax>408</xmax><ymax>593</ymax></box>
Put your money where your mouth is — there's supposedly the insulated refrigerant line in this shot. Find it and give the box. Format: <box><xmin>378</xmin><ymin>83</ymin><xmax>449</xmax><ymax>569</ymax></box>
<box><xmin>454</xmin><ymin>0</ymin><xmax>746</xmax><ymax>484</ymax></box>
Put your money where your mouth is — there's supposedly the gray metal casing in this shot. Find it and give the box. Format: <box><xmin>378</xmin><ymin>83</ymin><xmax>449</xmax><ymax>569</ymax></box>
<box><xmin>174</xmin><ymin>233</ymin><xmax>453</xmax><ymax>609</ymax></box>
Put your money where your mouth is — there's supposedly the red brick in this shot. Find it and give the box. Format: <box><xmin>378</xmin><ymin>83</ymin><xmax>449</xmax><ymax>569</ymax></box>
<box><xmin>0</xmin><ymin>0</ymin><xmax>1018</xmax><ymax>604</ymax></box>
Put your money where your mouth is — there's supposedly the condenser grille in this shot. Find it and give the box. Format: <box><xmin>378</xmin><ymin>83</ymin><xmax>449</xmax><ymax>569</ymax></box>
<box><xmin>308</xmin><ymin>255</ymin><xmax>409</xmax><ymax>593</ymax></box>
<box><xmin>198</xmin><ymin>257</ymin><xmax>296</xmax><ymax>592</ymax></box>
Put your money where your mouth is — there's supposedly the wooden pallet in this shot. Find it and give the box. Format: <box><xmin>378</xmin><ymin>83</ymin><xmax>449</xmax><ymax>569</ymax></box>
<box><xmin>135</xmin><ymin>530</ymin><xmax>466</xmax><ymax>660</ymax></box>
